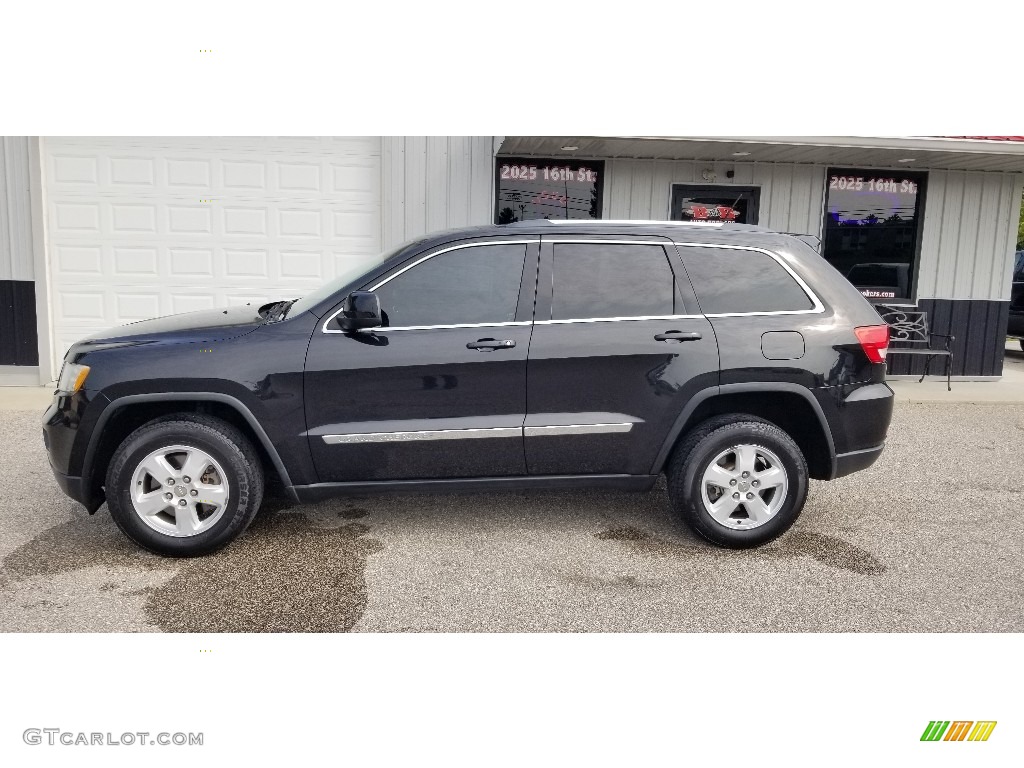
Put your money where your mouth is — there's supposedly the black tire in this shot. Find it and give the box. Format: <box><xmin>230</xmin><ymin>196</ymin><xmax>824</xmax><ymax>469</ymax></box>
<box><xmin>1019</xmin><ymin>339</ymin><xmax>1024</xmax><ymax>353</ymax></box>
<box><xmin>105</xmin><ymin>414</ymin><xmax>264</xmax><ymax>557</ymax></box>
<box><xmin>666</xmin><ymin>417</ymin><xmax>808</xmax><ymax>548</ymax></box>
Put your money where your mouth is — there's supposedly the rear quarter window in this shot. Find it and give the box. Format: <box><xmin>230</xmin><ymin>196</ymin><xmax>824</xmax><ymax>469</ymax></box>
<box><xmin>678</xmin><ymin>246</ymin><xmax>815</xmax><ymax>314</ymax></box>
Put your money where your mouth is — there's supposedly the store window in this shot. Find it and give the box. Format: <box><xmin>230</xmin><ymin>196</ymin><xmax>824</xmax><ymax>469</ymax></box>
<box><xmin>671</xmin><ymin>185</ymin><xmax>760</xmax><ymax>224</ymax></box>
<box><xmin>494</xmin><ymin>158</ymin><xmax>603</xmax><ymax>223</ymax></box>
<box><xmin>822</xmin><ymin>168</ymin><xmax>927</xmax><ymax>302</ymax></box>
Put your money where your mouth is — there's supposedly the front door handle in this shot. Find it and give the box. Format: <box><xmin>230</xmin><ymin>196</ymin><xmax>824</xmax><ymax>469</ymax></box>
<box><xmin>466</xmin><ymin>338</ymin><xmax>516</xmax><ymax>350</ymax></box>
<box><xmin>654</xmin><ymin>330</ymin><xmax>703</xmax><ymax>343</ymax></box>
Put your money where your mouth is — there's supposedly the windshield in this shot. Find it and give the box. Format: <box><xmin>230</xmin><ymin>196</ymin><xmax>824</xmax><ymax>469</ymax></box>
<box><xmin>288</xmin><ymin>243</ymin><xmax>408</xmax><ymax>317</ymax></box>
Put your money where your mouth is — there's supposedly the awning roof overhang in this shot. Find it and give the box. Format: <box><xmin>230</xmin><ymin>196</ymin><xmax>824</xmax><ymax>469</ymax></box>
<box><xmin>496</xmin><ymin>136</ymin><xmax>1024</xmax><ymax>173</ymax></box>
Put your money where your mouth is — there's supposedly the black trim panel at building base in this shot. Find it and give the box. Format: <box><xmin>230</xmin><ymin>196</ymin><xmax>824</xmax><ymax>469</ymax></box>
<box><xmin>0</xmin><ymin>280</ymin><xmax>39</xmax><ymax>366</ymax></box>
<box><xmin>885</xmin><ymin>298</ymin><xmax>1009</xmax><ymax>378</ymax></box>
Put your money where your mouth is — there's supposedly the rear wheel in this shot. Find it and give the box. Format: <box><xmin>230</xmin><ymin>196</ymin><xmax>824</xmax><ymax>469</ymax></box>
<box><xmin>105</xmin><ymin>414</ymin><xmax>264</xmax><ymax>557</ymax></box>
<box><xmin>667</xmin><ymin>417</ymin><xmax>808</xmax><ymax>548</ymax></box>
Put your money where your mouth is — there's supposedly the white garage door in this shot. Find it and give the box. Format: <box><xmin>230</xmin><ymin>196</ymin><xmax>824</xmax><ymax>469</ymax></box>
<box><xmin>42</xmin><ymin>137</ymin><xmax>382</xmax><ymax>376</ymax></box>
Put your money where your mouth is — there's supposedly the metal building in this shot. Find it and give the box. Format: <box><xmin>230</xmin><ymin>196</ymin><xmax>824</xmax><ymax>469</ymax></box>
<box><xmin>2</xmin><ymin>135</ymin><xmax>1022</xmax><ymax>385</ymax></box>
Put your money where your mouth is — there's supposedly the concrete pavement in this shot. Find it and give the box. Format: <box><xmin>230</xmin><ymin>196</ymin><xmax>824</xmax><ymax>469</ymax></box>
<box><xmin>1</xmin><ymin>399</ymin><xmax>1022</xmax><ymax>632</ymax></box>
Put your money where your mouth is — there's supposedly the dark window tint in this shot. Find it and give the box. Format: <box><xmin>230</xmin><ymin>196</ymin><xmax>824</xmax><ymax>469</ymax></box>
<box><xmin>552</xmin><ymin>243</ymin><xmax>675</xmax><ymax>320</ymax></box>
<box><xmin>375</xmin><ymin>243</ymin><xmax>527</xmax><ymax>327</ymax></box>
<box><xmin>679</xmin><ymin>247</ymin><xmax>814</xmax><ymax>314</ymax></box>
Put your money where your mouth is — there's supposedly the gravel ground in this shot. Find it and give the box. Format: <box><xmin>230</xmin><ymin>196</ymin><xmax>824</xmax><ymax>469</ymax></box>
<box><xmin>1</xmin><ymin>402</ymin><xmax>1022</xmax><ymax>632</ymax></box>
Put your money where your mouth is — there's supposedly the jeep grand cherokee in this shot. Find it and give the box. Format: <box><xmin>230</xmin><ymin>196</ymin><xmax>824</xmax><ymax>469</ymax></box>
<box><xmin>44</xmin><ymin>220</ymin><xmax>894</xmax><ymax>556</ymax></box>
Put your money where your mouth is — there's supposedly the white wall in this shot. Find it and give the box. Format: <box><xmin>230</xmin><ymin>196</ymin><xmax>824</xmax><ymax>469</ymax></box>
<box><xmin>0</xmin><ymin>136</ymin><xmax>35</xmax><ymax>282</ymax></box>
<box><xmin>604</xmin><ymin>158</ymin><xmax>1024</xmax><ymax>303</ymax></box>
<box><xmin>917</xmin><ymin>170</ymin><xmax>1024</xmax><ymax>301</ymax></box>
<box><xmin>381</xmin><ymin>137</ymin><xmax>496</xmax><ymax>249</ymax></box>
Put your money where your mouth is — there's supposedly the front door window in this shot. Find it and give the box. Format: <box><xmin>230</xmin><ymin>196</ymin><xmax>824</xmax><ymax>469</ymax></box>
<box><xmin>374</xmin><ymin>243</ymin><xmax>527</xmax><ymax>327</ymax></box>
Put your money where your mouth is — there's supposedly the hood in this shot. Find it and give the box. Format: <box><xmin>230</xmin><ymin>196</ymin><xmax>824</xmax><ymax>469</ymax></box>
<box><xmin>78</xmin><ymin>304</ymin><xmax>266</xmax><ymax>346</ymax></box>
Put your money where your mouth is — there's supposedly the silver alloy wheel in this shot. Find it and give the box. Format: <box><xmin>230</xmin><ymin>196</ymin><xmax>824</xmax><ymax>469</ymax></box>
<box><xmin>700</xmin><ymin>443</ymin><xmax>789</xmax><ymax>530</ymax></box>
<box><xmin>129</xmin><ymin>444</ymin><xmax>230</xmax><ymax>537</ymax></box>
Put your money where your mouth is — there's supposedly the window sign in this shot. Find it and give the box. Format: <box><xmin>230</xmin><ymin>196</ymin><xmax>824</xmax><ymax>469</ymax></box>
<box><xmin>823</xmin><ymin>168</ymin><xmax>927</xmax><ymax>302</ymax></box>
<box><xmin>670</xmin><ymin>185</ymin><xmax>761</xmax><ymax>224</ymax></box>
<box><xmin>494</xmin><ymin>158</ymin><xmax>603</xmax><ymax>223</ymax></box>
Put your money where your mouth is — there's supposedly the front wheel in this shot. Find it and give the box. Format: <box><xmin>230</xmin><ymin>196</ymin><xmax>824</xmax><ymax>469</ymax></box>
<box><xmin>667</xmin><ymin>418</ymin><xmax>808</xmax><ymax>548</ymax></box>
<box><xmin>105</xmin><ymin>414</ymin><xmax>265</xmax><ymax>556</ymax></box>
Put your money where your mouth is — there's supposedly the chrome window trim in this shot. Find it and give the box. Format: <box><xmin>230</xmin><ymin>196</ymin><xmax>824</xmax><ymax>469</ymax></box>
<box><xmin>321</xmin><ymin>239</ymin><xmax>539</xmax><ymax>334</ymax></box>
<box><xmin>671</xmin><ymin>242</ymin><xmax>826</xmax><ymax>316</ymax></box>
<box><xmin>368</xmin><ymin>321</ymin><xmax>531</xmax><ymax>333</ymax></box>
<box><xmin>321</xmin><ymin>422</ymin><xmax>634</xmax><ymax>444</ymax></box>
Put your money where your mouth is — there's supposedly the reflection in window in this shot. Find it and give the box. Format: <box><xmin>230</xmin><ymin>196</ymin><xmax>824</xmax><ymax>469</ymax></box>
<box><xmin>822</xmin><ymin>169</ymin><xmax>927</xmax><ymax>302</ymax></box>
<box><xmin>375</xmin><ymin>244</ymin><xmax>527</xmax><ymax>327</ymax></box>
<box><xmin>678</xmin><ymin>247</ymin><xmax>813</xmax><ymax>314</ymax></box>
<box><xmin>552</xmin><ymin>244</ymin><xmax>674</xmax><ymax>320</ymax></box>
<box><xmin>495</xmin><ymin>158</ymin><xmax>603</xmax><ymax>223</ymax></box>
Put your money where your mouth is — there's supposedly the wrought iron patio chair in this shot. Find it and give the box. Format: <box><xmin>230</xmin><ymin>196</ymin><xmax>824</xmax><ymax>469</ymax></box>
<box><xmin>876</xmin><ymin>305</ymin><xmax>954</xmax><ymax>391</ymax></box>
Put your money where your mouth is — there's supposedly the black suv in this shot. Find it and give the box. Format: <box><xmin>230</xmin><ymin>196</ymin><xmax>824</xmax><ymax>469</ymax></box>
<box><xmin>44</xmin><ymin>220</ymin><xmax>894</xmax><ymax>556</ymax></box>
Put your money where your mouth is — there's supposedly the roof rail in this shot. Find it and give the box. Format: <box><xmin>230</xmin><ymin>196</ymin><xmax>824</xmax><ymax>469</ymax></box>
<box><xmin>505</xmin><ymin>219</ymin><xmax>736</xmax><ymax>228</ymax></box>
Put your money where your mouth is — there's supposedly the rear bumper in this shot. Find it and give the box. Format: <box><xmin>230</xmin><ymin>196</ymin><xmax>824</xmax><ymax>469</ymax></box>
<box><xmin>832</xmin><ymin>443</ymin><xmax>885</xmax><ymax>479</ymax></box>
<box><xmin>1008</xmin><ymin>311</ymin><xmax>1024</xmax><ymax>337</ymax></box>
<box><xmin>816</xmin><ymin>381</ymin><xmax>894</xmax><ymax>479</ymax></box>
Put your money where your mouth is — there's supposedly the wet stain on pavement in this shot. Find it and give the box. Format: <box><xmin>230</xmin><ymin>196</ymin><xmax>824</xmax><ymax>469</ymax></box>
<box><xmin>593</xmin><ymin>525</ymin><xmax>885</xmax><ymax>575</ymax></box>
<box><xmin>778</xmin><ymin>531</ymin><xmax>885</xmax><ymax>575</ymax></box>
<box><xmin>0</xmin><ymin>508</ymin><xmax>384</xmax><ymax>632</ymax></box>
<box><xmin>565</xmin><ymin>572</ymin><xmax>665</xmax><ymax>590</ymax></box>
<box><xmin>595</xmin><ymin>525</ymin><xmax>651</xmax><ymax>542</ymax></box>
<box><xmin>338</xmin><ymin>507</ymin><xmax>369</xmax><ymax>520</ymax></box>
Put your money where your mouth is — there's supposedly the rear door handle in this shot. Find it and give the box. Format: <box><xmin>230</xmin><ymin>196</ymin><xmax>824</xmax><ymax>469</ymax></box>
<box><xmin>654</xmin><ymin>330</ymin><xmax>703</xmax><ymax>342</ymax></box>
<box><xmin>466</xmin><ymin>338</ymin><xmax>516</xmax><ymax>350</ymax></box>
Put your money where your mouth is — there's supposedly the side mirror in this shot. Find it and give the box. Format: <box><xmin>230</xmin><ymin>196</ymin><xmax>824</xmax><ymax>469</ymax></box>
<box><xmin>339</xmin><ymin>291</ymin><xmax>383</xmax><ymax>331</ymax></box>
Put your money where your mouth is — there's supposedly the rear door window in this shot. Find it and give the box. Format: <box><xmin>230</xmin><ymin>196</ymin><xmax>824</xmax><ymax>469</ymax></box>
<box><xmin>551</xmin><ymin>243</ymin><xmax>675</xmax><ymax>320</ymax></box>
<box><xmin>677</xmin><ymin>246</ymin><xmax>815</xmax><ymax>314</ymax></box>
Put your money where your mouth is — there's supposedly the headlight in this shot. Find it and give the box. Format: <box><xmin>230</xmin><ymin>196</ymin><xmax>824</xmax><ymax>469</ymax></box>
<box><xmin>57</xmin><ymin>362</ymin><xmax>91</xmax><ymax>395</ymax></box>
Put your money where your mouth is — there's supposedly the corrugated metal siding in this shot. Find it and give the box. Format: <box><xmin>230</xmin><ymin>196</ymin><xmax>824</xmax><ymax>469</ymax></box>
<box><xmin>0</xmin><ymin>136</ymin><xmax>36</xmax><ymax>281</ymax></box>
<box><xmin>381</xmin><ymin>136</ymin><xmax>495</xmax><ymax>250</ymax></box>
<box><xmin>917</xmin><ymin>170</ymin><xmax>1023</xmax><ymax>301</ymax></box>
<box><xmin>605</xmin><ymin>159</ymin><xmax>826</xmax><ymax>237</ymax></box>
<box><xmin>605</xmin><ymin>158</ymin><xmax>1024</xmax><ymax>303</ymax></box>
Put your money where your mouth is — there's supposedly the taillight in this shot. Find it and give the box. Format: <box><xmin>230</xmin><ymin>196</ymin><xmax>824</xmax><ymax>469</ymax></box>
<box><xmin>854</xmin><ymin>324</ymin><xmax>889</xmax><ymax>364</ymax></box>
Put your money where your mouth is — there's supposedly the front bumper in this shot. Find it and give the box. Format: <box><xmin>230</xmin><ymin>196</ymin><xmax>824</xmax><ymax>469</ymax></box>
<box><xmin>43</xmin><ymin>390</ymin><xmax>106</xmax><ymax>513</ymax></box>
